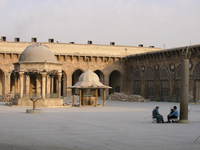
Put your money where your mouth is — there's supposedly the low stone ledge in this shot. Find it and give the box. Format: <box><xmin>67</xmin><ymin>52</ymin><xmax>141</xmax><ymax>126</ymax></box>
<box><xmin>109</xmin><ymin>92</ymin><xmax>147</xmax><ymax>102</ymax></box>
<box><xmin>26</xmin><ymin>109</ymin><xmax>42</xmax><ymax>114</ymax></box>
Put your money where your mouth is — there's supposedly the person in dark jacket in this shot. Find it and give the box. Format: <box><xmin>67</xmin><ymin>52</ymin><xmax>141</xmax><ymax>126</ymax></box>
<box><xmin>167</xmin><ymin>106</ymin><xmax>178</xmax><ymax>122</ymax></box>
<box><xmin>152</xmin><ymin>106</ymin><xmax>164</xmax><ymax>123</ymax></box>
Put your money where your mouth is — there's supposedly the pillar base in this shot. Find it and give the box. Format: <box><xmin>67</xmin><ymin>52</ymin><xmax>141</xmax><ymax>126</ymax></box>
<box><xmin>178</xmin><ymin>120</ymin><xmax>189</xmax><ymax>123</ymax></box>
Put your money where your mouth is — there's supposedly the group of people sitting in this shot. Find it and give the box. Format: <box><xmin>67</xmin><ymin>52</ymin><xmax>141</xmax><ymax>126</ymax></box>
<box><xmin>152</xmin><ymin>106</ymin><xmax>179</xmax><ymax>123</ymax></box>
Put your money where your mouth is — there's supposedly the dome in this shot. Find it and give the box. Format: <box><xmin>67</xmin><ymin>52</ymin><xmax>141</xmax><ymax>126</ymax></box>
<box><xmin>19</xmin><ymin>44</ymin><xmax>57</xmax><ymax>63</ymax></box>
<box><xmin>72</xmin><ymin>70</ymin><xmax>111</xmax><ymax>88</ymax></box>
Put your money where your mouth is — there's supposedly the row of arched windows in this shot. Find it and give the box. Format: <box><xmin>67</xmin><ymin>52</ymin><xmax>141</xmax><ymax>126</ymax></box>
<box><xmin>132</xmin><ymin>63</ymin><xmax>200</xmax><ymax>101</ymax></box>
<box><xmin>0</xmin><ymin>69</ymin><xmax>122</xmax><ymax>97</ymax></box>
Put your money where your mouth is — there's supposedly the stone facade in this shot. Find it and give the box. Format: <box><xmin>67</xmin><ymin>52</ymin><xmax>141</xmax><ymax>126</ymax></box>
<box><xmin>1</xmin><ymin>39</ymin><xmax>199</xmax><ymax>104</ymax></box>
<box><xmin>124</xmin><ymin>45</ymin><xmax>200</xmax><ymax>102</ymax></box>
<box><xmin>0</xmin><ymin>41</ymin><xmax>159</xmax><ymax>102</ymax></box>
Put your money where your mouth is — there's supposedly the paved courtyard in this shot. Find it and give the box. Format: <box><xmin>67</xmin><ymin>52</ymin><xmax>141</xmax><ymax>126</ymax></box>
<box><xmin>0</xmin><ymin>101</ymin><xmax>200</xmax><ymax>150</ymax></box>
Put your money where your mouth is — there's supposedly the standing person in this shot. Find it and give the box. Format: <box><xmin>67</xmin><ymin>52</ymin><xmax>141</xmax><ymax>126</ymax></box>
<box><xmin>152</xmin><ymin>106</ymin><xmax>164</xmax><ymax>123</ymax></box>
<box><xmin>167</xmin><ymin>106</ymin><xmax>179</xmax><ymax>122</ymax></box>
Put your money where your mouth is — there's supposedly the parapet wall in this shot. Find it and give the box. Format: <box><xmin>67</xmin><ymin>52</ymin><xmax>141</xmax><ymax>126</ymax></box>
<box><xmin>0</xmin><ymin>41</ymin><xmax>161</xmax><ymax>57</ymax></box>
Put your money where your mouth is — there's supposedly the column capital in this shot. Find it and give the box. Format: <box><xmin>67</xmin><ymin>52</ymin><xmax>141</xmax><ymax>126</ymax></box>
<box><xmin>19</xmin><ymin>71</ymin><xmax>24</xmax><ymax>75</ymax></box>
<box><xmin>58</xmin><ymin>72</ymin><xmax>62</xmax><ymax>77</ymax></box>
<box><xmin>41</xmin><ymin>72</ymin><xmax>47</xmax><ymax>77</ymax></box>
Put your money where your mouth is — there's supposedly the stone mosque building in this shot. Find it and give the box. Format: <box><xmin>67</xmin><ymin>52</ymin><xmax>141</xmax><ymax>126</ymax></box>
<box><xmin>0</xmin><ymin>36</ymin><xmax>200</xmax><ymax>106</ymax></box>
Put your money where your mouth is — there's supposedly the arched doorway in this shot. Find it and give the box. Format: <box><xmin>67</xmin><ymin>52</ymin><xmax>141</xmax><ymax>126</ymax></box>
<box><xmin>109</xmin><ymin>70</ymin><xmax>121</xmax><ymax>94</ymax></box>
<box><xmin>72</xmin><ymin>69</ymin><xmax>83</xmax><ymax>95</ymax></box>
<box><xmin>10</xmin><ymin>71</ymin><xmax>19</xmax><ymax>95</ymax></box>
<box><xmin>94</xmin><ymin>70</ymin><xmax>104</xmax><ymax>83</ymax></box>
<box><xmin>61</xmin><ymin>71</ymin><xmax>67</xmax><ymax>97</ymax></box>
<box><xmin>0</xmin><ymin>69</ymin><xmax>5</xmax><ymax>96</ymax></box>
<box><xmin>94</xmin><ymin>70</ymin><xmax>105</xmax><ymax>96</ymax></box>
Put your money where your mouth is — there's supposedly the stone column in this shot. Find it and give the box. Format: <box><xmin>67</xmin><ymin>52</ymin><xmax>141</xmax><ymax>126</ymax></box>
<box><xmin>79</xmin><ymin>89</ymin><xmax>82</xmax><ymax>107</ymax></box>
<box><xmin>103</xmin><ymin>89</ymin><xmax>106</xmax><ymax>106</ymax></box>
<box><xmin>62</xmin><ymin>75</ymin><xmax>67</xmax><ymax>97</ymax></box>
<box><xmin>57</xmin><ymin>72</ymin><xmax>62</xmax><ymax>98</ymax></box>
<box><xmin>50</xmin><ymin>76</ymin><xmax>54</xmax><ymax>96</ymax></box>
<box><xmin>25</xmin><ymin>74</ymin><xmax>30</xmax><ymax>97</ymax></box>
<box><xmin>4</xmin><ymin>72</ymin><xmax>11</xmax><ymax>96</ymax></box>
<box><xmin>14</xmin><ymin>75</ymin><xmax>18</xmax><ymax>94</ymax></box>
<box><xmin>46</xmin><ymin>75</ymin><xmax>51</xmax><ymax>98</ymax></box>
<box><xmin>95</xmin><ymin>89</ymin><xmax>98</xmax><ymax>107</ymax></box>
<box><xmin>36</xmin><ymin>76</ymin><xmax>41</xmax><ymax>97</ymax></box>
<box><xmin>41</xmin><ymin>72</ymin><xmax>47</xmax><ymax>99</ymax></box>
<box><xmin>104</xmin><ymin>74</ymin><xmax>110</xmax><ymax>97</ymax></box>
<box><xmin>180</xmin><ymin>58</ymin><xmax>189</xmax><ymax>123</ymax></box>
<box><xmin>67</xmin><ymin>72</ymin><xmax>72</xmax><ymax>96</ymax></box>
<box><xmin>19</xmin><ymin>72</ymin><xmax>24</xmax><ymax>98</ymax></box>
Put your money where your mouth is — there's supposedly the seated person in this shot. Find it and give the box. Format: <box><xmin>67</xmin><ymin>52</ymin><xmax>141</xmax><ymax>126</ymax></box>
<box><xmin>152</xmin><ymin>106</ymin><xmax>164</xmax><ymax>123</ymax></box>
<box><xmin>167</xmin><ymin>106</ymin><xmax>178</xmax><ymax>122</ymax></box>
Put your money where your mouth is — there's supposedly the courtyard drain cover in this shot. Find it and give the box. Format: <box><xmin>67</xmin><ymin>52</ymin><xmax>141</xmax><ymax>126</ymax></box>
<box><xmin>193</xmin><ymin>136</ymin><xmax>200</xmax><ymax>144</ymax></box>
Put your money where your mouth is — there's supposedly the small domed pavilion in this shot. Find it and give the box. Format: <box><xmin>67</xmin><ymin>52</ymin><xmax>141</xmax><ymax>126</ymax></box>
<box><xmin>69</xmin><ymin>70</ymin><xmax>111</xmax><ymax>106</ymax></box>
<box><xmin>13</xmin><ymin>44</ymin><xmax>63</xmax><ymax>107</ymax></box>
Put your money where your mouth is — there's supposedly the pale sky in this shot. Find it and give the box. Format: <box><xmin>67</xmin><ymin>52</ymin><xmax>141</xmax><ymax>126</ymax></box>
<box><xmin>0</xmin><ymin>0</ymin><xmax>199</xmax><ymax>48</ymax></box>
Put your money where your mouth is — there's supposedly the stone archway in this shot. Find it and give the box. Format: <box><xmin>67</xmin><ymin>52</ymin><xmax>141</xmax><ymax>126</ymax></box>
<box><xmin>0</xmin><ymin>69</ymin><xmax>5</xmax><ymax>96</ymax></box>
<box><xmin>10</xmin><ymin>71</ymin><xmax>19</xmax><ymax>95</ymax></box>
<box><xmin>94</xmin><ymin>70</ymin><xmax>104</xmax><ymax>83</ymax></box>
<box><xmin>109</xmin><ymin>70</ymin><xmax>121</xmax><ymax>94</ymax></box>
<box><xmin>94</xmin><ymin>70</ymin><xmax>105</xmax><ymax>96</ymax></box>
<box><xmin>72</xmin><ymin>69</ymin><xmax>83</xmax><ymax>95</ymax></box>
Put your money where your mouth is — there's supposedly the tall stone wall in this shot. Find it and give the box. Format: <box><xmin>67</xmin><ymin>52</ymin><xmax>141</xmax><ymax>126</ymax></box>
<box><xmin>125</xmin><ymin>45</ymin><xmax>200</xmax><ymax>102</ymax></box>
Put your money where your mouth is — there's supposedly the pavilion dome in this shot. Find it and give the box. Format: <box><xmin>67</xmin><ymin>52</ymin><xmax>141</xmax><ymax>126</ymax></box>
<box><xmin>19</xmin><ymin>44</ymin><xmax>57</xmax><ymax>63</ymax></box>
<box><xmin>71</xmin><ymin>70</ymin><xmax>111</xmax><ymax>89</ymax></box>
